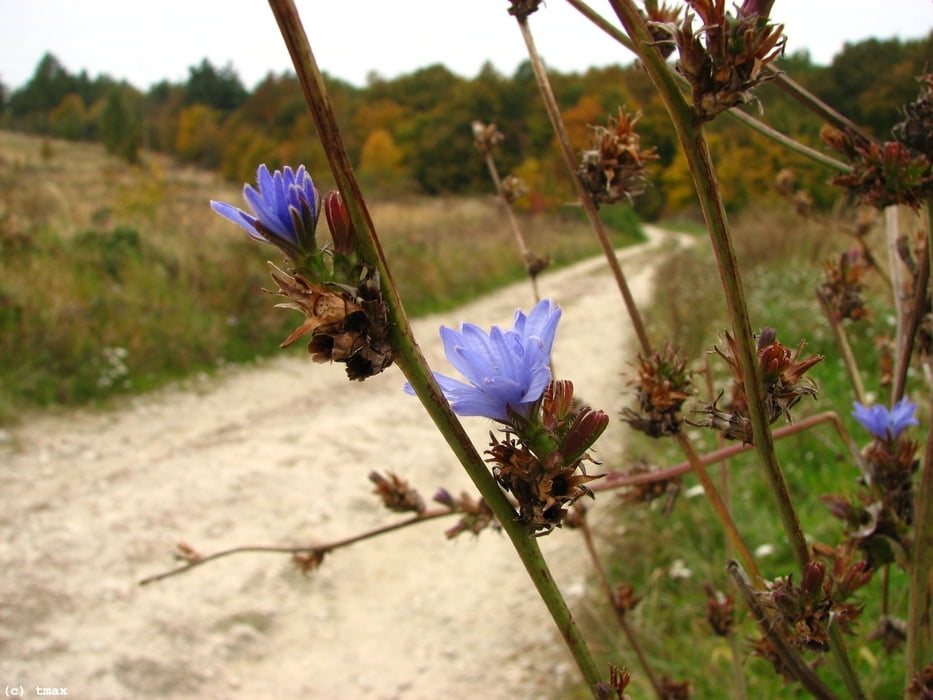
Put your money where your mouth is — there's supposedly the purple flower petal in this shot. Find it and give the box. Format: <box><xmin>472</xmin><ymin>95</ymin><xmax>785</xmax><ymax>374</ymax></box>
<box><xmin>210</xmin><ymin>163</ymin><xmax>319</xmax><ymax>260</ymax></box>
<box><xmin>412</xmin><ymin>299</ymin><xmax>561</xmax><ymax>422</ymax></box>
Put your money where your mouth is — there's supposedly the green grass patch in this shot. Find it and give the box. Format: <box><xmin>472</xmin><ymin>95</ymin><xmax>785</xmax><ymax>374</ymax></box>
<box><xmin>561</xmin><ymin>205</ymin><xmax>924</xmax><ymax>698</ymax></box>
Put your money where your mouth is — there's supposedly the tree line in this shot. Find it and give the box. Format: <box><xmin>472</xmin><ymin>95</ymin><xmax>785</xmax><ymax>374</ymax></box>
<box><xmin>2</xmin><ymin>32</ymin><xmax>930</xmax><ymax>217</ymax></box>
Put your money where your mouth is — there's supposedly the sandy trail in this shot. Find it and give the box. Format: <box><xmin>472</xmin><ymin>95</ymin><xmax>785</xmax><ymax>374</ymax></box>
<box><xmin>0</xmin><ymin>226</ymin><xmax>675</xmax><ymax>699</ymax></box>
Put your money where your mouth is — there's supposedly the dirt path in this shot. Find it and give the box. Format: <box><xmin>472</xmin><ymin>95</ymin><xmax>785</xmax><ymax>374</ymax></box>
<box><xmin>0</xmin><ymin>226</ymin><xmax>677</xmax><ymax>699</ymax></box>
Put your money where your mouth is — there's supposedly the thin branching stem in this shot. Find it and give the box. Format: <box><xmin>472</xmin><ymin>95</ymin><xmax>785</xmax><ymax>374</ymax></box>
<box><xmin>816</xmin><ymin>293</ymin><xmax>868</xmax><ymax>405</ymax></box>
<box><xmin>906</xmin><ymin>202</ymin><xmax>933</xmax><ymax>683</ymax></box>
<box><xmin>674</xmin><ymin>432</ymin><xmax>763</xmax><ymax>585</ymax></box>
<box><xmin>827</xmin><ymin>621</ymin><xmax>868</xmax><ymax>700</ymax></box>
<box><xmin>576</xmin><ymin>511</ymin><xmax>665</xmax><ymax>699</ymax></box>
<box><xmin>514</xmin><ymin>13</ymin><xmax>652</xmax><ymax>354</ymax></box>
<box><xmin>266</xmin><ymin>1</ymin><xmax>603</xmax><ymax>692</ymax></box>
<box><xmin>607</xmin><ymin>0</ymin><xmax>810</xmax><ymax>575</ymax></box>
<box><xmin>517</xmin><ymin>9</ymin><xmax>760</xmax><ymax>589</ymax></box>
<box><xmin>478</xmin><ymin>146</ymin><xmax>541</xmax><ymax>302</ymax></box>
<box><xmin>139</xmin><ymin>508</ymin><xmax>455</xmax><ymax>586</ymax></box>
<box><xmin>592</xmin><ymin>411</ymin><xmax>865</xmax><ymax>493</ymax></box>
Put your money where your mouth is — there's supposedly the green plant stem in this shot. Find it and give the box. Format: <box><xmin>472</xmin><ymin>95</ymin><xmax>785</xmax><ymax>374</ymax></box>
<box><xmin>892</xmin><ymin>233</ymin><xmax>929</xmax><ymax>403</ymax></box>
<box><xmin>727</xmin><ymin>561</ymin><xmax>841</xmax><ymax>700</ymax></box>
<box><xmin>479</xmin><ymin>147</ymin><xmax>541</xmax><ymax>302</ymax></box>
<box><xmin>514</xmin><ymin>13</ymin><xmax>652</xmax><ymax>354</ymax></box>
<box><xmin>266</xmin><ymin>1</ymin><xmax>603</xmax><ymax>693</ymax></box>
<box><xmin>561</xmin><ymin>0</ymin><xmax>852</xmax><ymax>173</ymax></box>
<box><xmin>608</xmin><ymin>0</ymin><xmax>810</xmax><ymax>575</ymax></box>
<box><xmin>577</xmin><ymin>511</ymin><xmax>665</xmax><ymax>699</ymax></box>
<box><xmin>906</xmin><ymin>201</ymin><xmax>933</xmax><ymax>683</ymax></box>
<box><xmin>816</xmin><ymin>294</ymin><xmax>868</xmax><ymax>405</ymax></box>
<box><xmin>827</xmin><ymin>622</ymin><xmax>868</xmax><ymax>700</ymax></box>
<box><xmin>674</xmin><ymin>432</ymin><xmax>764</xmax><ymax>586</ymax></box>
<box><xmin>518</xmin><ymin>9</ymin><xmax>760</xmax><ymax>590</ymax></box>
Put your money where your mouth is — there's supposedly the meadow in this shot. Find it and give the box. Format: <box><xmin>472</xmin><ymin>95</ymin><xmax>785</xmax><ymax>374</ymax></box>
<box><xmin>0</xmin><ymin>129</ymin><xmax>641</xmax><ymax>423</ymax></box>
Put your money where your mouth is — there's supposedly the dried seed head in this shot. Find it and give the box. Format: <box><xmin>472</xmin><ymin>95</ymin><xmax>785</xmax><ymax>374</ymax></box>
<box><xmin>265</xmin><ymin>263</ymin><xmax>393</xmax><ymax>380</ymax></box>
<box><xmin>612</xmin><ymin>583</ymin><xmax>641</xmax><ymax>616</ymax></box>
<box><xmin>501</xmin><ymin>174</ymin><xmax>529</xmax><ymax>205</ymax></box>
<box><xmin>704</xmin><ymin>585</ymin><xmax>735</xmax><ymax>636</ymax></box>
<box><xmin>472</xmin><ymin>120</ymin><xmax>504</xmax><ymax>154</ymax></box>
<box><xmin>674</xmin><ymin>0</ymin><xmax>785</xmax><ymax>120</ymax></box>
<box><xmin>507</xmin><ymin>0</ymin><xmax>542</xmax><ymax>19</ymax></box>
<box><xmin>487</xmin><ymin>432</ymin><xmax>601</xmax><ymax>535</ymax></box>
<box><xmin>621</xmin><ymin>343</ymin><xmax>692</xmax><ymax>437</ymax></box>
<box><xmin>818</xmin><ymin>250</ymin><xmax>869</xmax><ymax>322</ymax></box>
<box><xmin>824</xmin><ymin>135</ymin><xmax>933</xmax><ymax>211</ymax></box>
<box><xmin>578</xmin><ymin>108</ymin><xmax>658</xmax><ymax>205</ymax></box>
<box><xmin>893</xmin><ymin>73</ymin><xmax>933</xmax><ymax>160</ymax></box>
<box><xmin>369</xmin><ymin>471</ymin><xmax>426</xmax><ymax>514</ymax></box>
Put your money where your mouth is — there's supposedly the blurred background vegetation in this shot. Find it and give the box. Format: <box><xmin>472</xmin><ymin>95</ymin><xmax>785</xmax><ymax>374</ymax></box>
<box><xmin>2</xmin><ymin>33</ymin><xmax>931</xmax><ymax>216</ymax></box>
<box><xmin>0</xmin><ymin>34</ymin><xmax>929</xmax><ymax>424</ymax></box>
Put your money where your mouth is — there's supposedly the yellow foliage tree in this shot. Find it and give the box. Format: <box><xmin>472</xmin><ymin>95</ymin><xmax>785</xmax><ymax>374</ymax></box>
<box><xmin>358</xmin><ymin>128</ymin><xmax>405</xmax><ymax>190</ymax></box>
<box><xmin>174</xmin><ymin>104</ymin><xmax>223</xmax><ymax>167</ymax></box>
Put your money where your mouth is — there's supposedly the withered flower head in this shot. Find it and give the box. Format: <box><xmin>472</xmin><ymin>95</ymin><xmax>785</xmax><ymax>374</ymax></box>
<box><xmin>704</xmin><ymin>584</ymin><xmax>735</xmax><ymax>636</ymax></box>
<box><xmin>907</xmin><ymin>664</ymin><xmax>933</xmax><ymax>700</ymax></box>
<box><xmin>612</xmin><ymin>583</ymin><xmax>641</xmax><ymax>616</ymax></box>
<box><xmin>689</xmin><ymin>392</ymin><xmax>754</xmax><ymax>443</ymax></box>
<box><xmin>825</xmin><ymin>136</ymin><xmax>933</xmax><ymax>211</ymax></box>
<box><xmin>501</xmin><ymin>174</ymin><xmax>529</xmax><ymax>205</ymax></box>
<box><xmin>818</xmin><ymin>250</ymin><xmax>869</xmax><ymax>322</ymax></box>
<box><xmin>472</xmin><ymin>120</ymin><xmax>504</xmax><ymax>154</ymax></box>
<box><xmin>621</xmin><ymin>343</ymin><xmax>692</xmax><ymax>437</ymax></box>
<box><xmin>674</xmin><ymin>0</ymin><xmax>785</xmax><ymax>120</ymax></box>
<box><xmin>578</xmin><ymin>108</ymin><xmax>658</xmax><ymax>205</ymax></box>
<box><xmin>893</xmin><ymin>73</ymin><xmax>933</xmax><ymax>160</ymax></box>
<box><xmin>658</xmin><ymin>677</ymin><xmax>691</xmax><ymax>700</ymax></box>
<box><xmin>368</xmin><ymin>471</ymin><xmax>425</xmax><ymax>514</ymax></box>
<box><xmin>596</xmin><ymin>664</ymin><xmax>632</xmax><ymax>700</ymax></box>
<box><xmin>708</xmin><ymin>329</ymin><xmax>822</xmax><ymax>432</ymax></box>
<box><xmin>868</xmin><ymin>616</ymin><xmax>907</xmax><ymax>655</ymax></box>
<box><xmin>433</xmin><ymin>490</ymin><xmax>498</xmax><ymax>539</ymax></box>
<box><xmin>642</xmin><ymin>1</ymin><xmax>683</xmax><ymax>59</ymax></box>
<box><xmin>507</xmin><ymin>0</ymin><xmax>542</xmax><ymax>19</ymax></box>
<box><xmin>292</xmin><ymin>550</ymin><xmax>326</xmax><ymax>575</ymax></box>
<box><xmin>266</xmin><ymin>263</ymin><xmax>393</xmax><ymax>380</ymax></box>
<box><xmin>486</xmin><ymin>431</ymin><xmax>602</xmax><ymax>535</ymax></box>
<box><xmin>616</xmin><ymin>460</ymin><xmax>681</xmax><ymax>505</ymax></box>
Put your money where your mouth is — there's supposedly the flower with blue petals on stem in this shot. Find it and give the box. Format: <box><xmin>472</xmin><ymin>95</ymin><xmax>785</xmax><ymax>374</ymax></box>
<box><xmin>852</xmin><ymin>396</ymin><xmax>919</xmax><ymax>441</ymax></box>
<box><xmin>211</xmin><ymin>164</ymin><xmax>321</xmax><ymax>268</ymax></box>
<box><xmin>406</xmin><ymin>299</ymin><xmax>561</xmax><ymax>424</ymax></box>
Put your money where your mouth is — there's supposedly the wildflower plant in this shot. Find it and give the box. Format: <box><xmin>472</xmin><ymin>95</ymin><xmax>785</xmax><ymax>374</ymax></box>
<box><xmin>141</xmin><ymin>0</ymin><xmax>933</xmax><ymax>697</ymax></box>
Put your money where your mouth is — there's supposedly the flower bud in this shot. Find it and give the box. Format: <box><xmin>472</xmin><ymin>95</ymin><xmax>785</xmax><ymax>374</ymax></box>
<box><xmin>323</xmin><ymin>190</ymin><xmax>356</xmax><ymax>256</ymax></box>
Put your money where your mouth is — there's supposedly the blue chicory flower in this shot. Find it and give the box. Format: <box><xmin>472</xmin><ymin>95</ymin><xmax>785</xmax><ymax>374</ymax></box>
<box><xmin>406</xmin><ymin>299</ymin><xmax>561</xmax><ymax>423</ymax></box>
<box><xmin>852</xmin><ymin>397</ymin><xmax>919</xmax><ymax>441</ymax></box>
<box><xmin>210</xmin><ymin>164</ymin><xmax>320</xmax><ymax>262</ymax></box>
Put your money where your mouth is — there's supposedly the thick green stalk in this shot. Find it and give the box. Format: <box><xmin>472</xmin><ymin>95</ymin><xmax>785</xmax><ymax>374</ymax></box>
<box><xmin>266</xmin><ymin>0</ymin><xmax>603</xmax><ymax>693</ymax></box>
<box><xmin>607</xmin><ymin>0</ymin><xmax>810</xmax><ymax>574</ymax></box>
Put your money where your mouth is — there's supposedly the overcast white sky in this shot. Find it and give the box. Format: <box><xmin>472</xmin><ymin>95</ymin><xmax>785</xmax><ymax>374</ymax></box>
<box><xmin>1</xmin><ymin>1</ymin><xmax>930</xmax><ymax>92</ymax></box>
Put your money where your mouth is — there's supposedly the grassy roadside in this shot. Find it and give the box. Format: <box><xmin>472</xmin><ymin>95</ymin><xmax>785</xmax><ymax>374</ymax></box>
<box><xmin>0</xmin><ymin>131</ymin><xmax>642</xmax><ymax>422</ymax></box>
<box><xmin>560</xmin><ymin>205</ymin><xmax>920</xmax><ymax>698</ymax></box>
